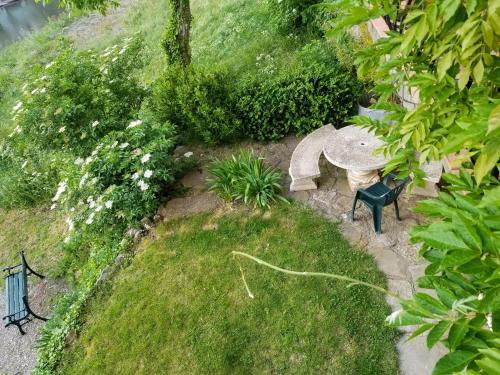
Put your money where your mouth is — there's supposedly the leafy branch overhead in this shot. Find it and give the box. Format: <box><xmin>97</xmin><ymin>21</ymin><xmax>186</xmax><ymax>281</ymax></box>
<box><xmin>321</xmin><ymin>0</ymin><xmax>499</xmax><ymax>374</ymax></box>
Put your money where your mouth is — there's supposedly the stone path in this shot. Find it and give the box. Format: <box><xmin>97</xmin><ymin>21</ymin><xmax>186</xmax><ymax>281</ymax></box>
<box><xmin>162</xmin><ymin>135</ymin><xmax>446</xmax><ymax>375</ymax></box>
<box><xmin>0</xmin><ymin>279</ymin><xmax>67</xmax><ymax>375</ymax></box>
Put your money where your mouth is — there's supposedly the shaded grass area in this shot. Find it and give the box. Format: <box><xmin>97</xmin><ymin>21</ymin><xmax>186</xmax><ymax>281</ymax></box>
<box><xmin>59</xmin><ymin>204</ymin><xmax>399</xmax><ymax>374</ymax></box>
<box><xmin>0</xmin><ymin>207</ymin><xmax>64</xmax><ymax>285</ymax></box>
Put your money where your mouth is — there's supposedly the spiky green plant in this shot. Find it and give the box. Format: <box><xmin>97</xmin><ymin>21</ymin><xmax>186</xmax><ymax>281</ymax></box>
<box><xmin>207</xmin><ymin>150</ymin><xmax>288</xmax><ymax>209</ymax></box>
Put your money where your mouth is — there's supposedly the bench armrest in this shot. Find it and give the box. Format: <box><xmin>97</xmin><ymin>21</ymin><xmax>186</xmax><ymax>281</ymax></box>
<box><xmin>2</xmin><ymin>264</ymin><xmax>21</xmax><ymax>273</ymax></box>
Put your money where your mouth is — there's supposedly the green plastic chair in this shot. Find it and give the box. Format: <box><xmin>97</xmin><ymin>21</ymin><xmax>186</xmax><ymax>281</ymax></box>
<box><xmin>351</xmin><ymin>172</ymin><xmax>409</xmax><ymax>234</ymax></box>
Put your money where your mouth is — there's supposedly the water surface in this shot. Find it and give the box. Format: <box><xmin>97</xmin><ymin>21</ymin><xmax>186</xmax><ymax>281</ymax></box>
<box><xmin>0</xmin><ymin>0</ymin><xmax>61</xmax><ymax>48</ymax></box>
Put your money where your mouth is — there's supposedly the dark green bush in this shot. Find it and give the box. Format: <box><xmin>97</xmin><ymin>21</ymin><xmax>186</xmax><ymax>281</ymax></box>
<box><xmin>236</xmin><ymin>62</ymin><xmax>361</xmax><ymax>141</ymax></box>
<box><xmin>152</xmin><ymin>65</ymin><xmax>241</xmax><ymax>144</ymax></box>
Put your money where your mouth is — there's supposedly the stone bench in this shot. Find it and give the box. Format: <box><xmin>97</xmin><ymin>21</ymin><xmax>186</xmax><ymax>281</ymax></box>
<box><xmin>289</xmin><ymin>124</ymin><xmax>335</xmax><ymax>191</ymax></box>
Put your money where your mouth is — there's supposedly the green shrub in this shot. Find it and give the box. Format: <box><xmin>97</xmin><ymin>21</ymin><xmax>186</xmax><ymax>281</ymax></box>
<box><xmin>207</xmin><ymin>150</ymin><xmax>287</xmax><ymax>209</ymax></box>
<box><xmin>0</xmin><ymin>143</ymin><xmax>65</xmax><ymax>208</ymax></box>
<box><xmin>268</xmin><ymin>0</ymin><xmax>325</xmax><ymax>34</ymax></box>
<box><xmin>236</xmin><ymin>61</ymin><xmax>361</xmax><ymax>141</ymax></box>
<box><xmin>152</xmin><ymin>65</ymin><xmax>241</xmax><ymax>144</ymax></box>
<box><xmin>10</xmin><ymin>36</ymin><xmax>146</xmax><ymax>154</ymax></box>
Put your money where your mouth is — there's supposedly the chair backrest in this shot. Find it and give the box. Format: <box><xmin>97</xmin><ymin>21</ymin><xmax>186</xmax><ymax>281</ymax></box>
<box><xmin>20</xmin><ymin>251</ymin><xmax>29</xmax><ymax>300</ymax></box>
<box><xmin>384</xmin><ymin>178</ymin><xmax>409</xmax><ymax>206</ymax></box>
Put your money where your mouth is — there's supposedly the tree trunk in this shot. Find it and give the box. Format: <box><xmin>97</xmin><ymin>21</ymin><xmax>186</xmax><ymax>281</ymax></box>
<box><xmin>163</xmin><ymin>0</ymin><xmax>192</xmax><ymax>66</ymax></box>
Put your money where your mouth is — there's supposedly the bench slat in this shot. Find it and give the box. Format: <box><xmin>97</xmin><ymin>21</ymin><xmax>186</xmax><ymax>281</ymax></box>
<box><xmin>4</xmin><ymin>272</ymin><xmax>28</xmax><ymax>324</ymax></box>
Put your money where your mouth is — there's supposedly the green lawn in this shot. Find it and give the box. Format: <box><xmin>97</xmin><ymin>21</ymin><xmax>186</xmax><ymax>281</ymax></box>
<box><xmin>59</xmin><ymin>204</ymin><xmax>399</xmax><ymax>374</ymax></box>
<box><xmin>0</xmin><ymin>207</ymin><xmax>64</xmax><ymax>285</ymax></box>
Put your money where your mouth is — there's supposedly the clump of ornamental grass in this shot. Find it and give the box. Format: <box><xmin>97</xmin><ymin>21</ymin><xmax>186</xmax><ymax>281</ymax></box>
<box><xmin>207</xmin><ymin>150</ymin><xmax>288</xmax><ymax>209</ymax></box>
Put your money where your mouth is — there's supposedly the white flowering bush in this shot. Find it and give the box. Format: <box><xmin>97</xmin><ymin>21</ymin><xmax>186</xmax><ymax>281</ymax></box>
<box><xmin>53</xmin><ymin>120</ymin><xmax>182</xmax><ymax>241</ymax></box>
<box><xmin>9</xmin><ymin>35</ymin><xmax>146</xmax><ymax>154</ymax></box>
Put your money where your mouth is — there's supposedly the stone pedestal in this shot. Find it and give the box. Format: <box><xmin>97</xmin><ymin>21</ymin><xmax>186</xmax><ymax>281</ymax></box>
<box><xmin>347</xmin><ymin>169</ymin><xmax>380</xmax><ymax>191</ymax></box>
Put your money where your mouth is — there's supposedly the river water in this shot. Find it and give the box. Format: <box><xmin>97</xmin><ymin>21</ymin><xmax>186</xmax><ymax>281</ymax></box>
<box><xmin>0</xmin><ymin>0</ymin><xmax>61</xmax><ymax>48</ymax></box>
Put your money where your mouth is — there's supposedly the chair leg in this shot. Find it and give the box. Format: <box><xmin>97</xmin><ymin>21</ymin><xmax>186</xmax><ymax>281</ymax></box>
<box><xmin>394</xmin><ymin>200</ymin><xmax>401</xmax><ymax>221</ymax></box>
<box><xmin>372</xmin><ymin>206</ymin><xmax>383</xmax><ymax>234</ymax></box>
<box><xmin>351</xmin><ymin>192</ymin><xmax>360</xmax><ymax>221</ymax></box>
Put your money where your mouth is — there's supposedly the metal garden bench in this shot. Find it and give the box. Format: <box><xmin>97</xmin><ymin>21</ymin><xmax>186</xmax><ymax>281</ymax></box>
<box><xmin>3</xmin><ymin>251</ymin><xmax>47</xmax><ymax>334</ymax></box>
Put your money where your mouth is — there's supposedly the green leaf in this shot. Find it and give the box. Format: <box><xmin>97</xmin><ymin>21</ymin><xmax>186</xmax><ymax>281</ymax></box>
<box><xmin>482</xmin><ymin>21</ymin><xmax>494</xmax><ymax>48</ymax></box>
<box><xmin>476</xmin><ymin>355</ymin><xmax>500</xmax><ymax>375</ymax></box>
<box><xmin>386</xmin><ymin>310</ymin><xmax>426</xmax><ymax>326</ymax></box>
<box><xmin>452</xmin><ymin>213</ymin><xmax>482</xmax><ymax>251</ymax></box>
<box><xmin>415</xmin><ymin>293</ymin><xmax>449</xmax><ymax>315</ymax></box>
<box><xmin>448</xmin><ymin>319</ymin><xmax>469</xmax><ymax>350</ymax></box>
<box><xmin>473</xmin><ymin>59</ymin><xmax>485</xmax><ymax>83</ymax></box>
<box><xmin>433</xmin><ymin>351</ymin><xmax>478</xmax><ymax>375</ymax></box>
<box><xmin>441</xmin><ymin>0</ymin><xmax>461</xmax><ymax>23</ymax></box>
<box><xmin>406</xmin><ymin>323</ymin><xmax>434</xmax><ymax>341</ymax></box>
<box><xmin>458</xmin><ymin>66</ymin><xmax>471</xmax><ymax>90</ymax></box>
<box><xmin>441</xmin><ymin>249</ymin><xmax>480</xmax><ymax>268</ymax></box>
<box><xmin>488</xmin><ymin>105</ymin><xmax>500</xmax><ymax>135</ymax></box>
<box><xmin>474</xmin><ymin>141</ymin><xmax>500</xmax><ymax>184</ymax></box>
<box><xmin>466</xmin><ymin>0</ymin><xmax>478</xmax><ymax>15</ymax></box>
<box><xmin>413</xmin><ymin>223</ymin><xmax>470</xmax><ymax>251</ymax></box>
<box><xmin>437</xmin><ymin>51</ymin><xmax>454</xmax><ymax>81</ymax></box>
<box><xmin>479</xmin><ymin>186</ymin><xmax>500</xmax><ymax>208</ymax></box>
<box><xmin>427</xmin><ymin>321</ymin><xmax>451</xmax><ymax>349</ymax></box>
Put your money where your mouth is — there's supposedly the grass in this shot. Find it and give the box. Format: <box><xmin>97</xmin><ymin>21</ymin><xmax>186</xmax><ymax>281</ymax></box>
<box><xmin>0</xmin><ymin>206</ymin><xmax>64</xmax><ymax>285</ymax></box>
<box><xmin>59</xmin><ymin>204</ymin><xmax>399</xmax><ymax>374</ymax></box>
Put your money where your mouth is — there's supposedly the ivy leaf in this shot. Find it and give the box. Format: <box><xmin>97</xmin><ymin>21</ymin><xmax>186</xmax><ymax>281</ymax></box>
<box><xmin>487</xmin><ymin>105</ymin><xmax>500</xmax><ymax>135</ymax></box>
<box><xmin>473</xmin><ymin>59</ymin><xmax>484</xmax><ymax>83</ymax></box>
<box><xmin>437</xmin><ymin>51</ymin><xmax>454</xmax><ymax>81</ymax></box>
<box><xmin>433</xmin><ymin>351</ymin><xmax>478</xmax><ymax>375</ymax></box>
<box><xmin>427</xmin><ymin>321</ymin><xmax>451</xmax><ymax>349</ymax></box>
<box><xmin>448</xmin><ymin>319</ymin><xmax>469</xmax><ymax>350</ymax></box>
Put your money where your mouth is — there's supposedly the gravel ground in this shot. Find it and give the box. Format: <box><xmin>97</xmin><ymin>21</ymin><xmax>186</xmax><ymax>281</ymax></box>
<box><xmin>0</xmin><ymin>279</ymin><xmax>67</xmax><ymax>375</ymax></box>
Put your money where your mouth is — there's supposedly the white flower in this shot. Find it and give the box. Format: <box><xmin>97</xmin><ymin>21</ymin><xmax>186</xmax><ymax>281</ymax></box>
<box><xmin>40</xmin><ymin>87</ymin><xmax>46</xmax><ymax>94</ymax></box>
<box><xmin>45</xmin><ymin>61</ymin><xmax>54</xmax><ymax>69</ymax></box>
<box><xmin>50</xmin><ymin>203</ymin><xmax>57</xmax><ymax>210</ymax></box>
<box><xmin>79</xmin><ymin>173</ymin><xmax>89</xmax><ymax>188</ymax></box>
<box><xmin>110</xmin><ymin>141</ymin><xmax>118</xmax><ymax>148</ymax></box>
<box><xmin>183</xmin><ymin>151</ymin><xmax>193</xmax><ymax>158</ymax></box>
<box><xmin>95</xmin><ymin>205</ymin><xmax>103</xmax><ymax>212</ymax></box>
<box><xmin>65</xmin><ymin>217</ymin><xmax>74</xmax><ymax>232</ymax></box>
<box><xmin>52</xmin><ymin>180</ymin><xmax>67</xmax><ymax>202</ymax></box>
<box><xmin>12</xmin><ymin>101</ymin><xmax>23</xmax><ymax>112</ymax></box>
<box><xmin>144</xmin><ymin>170</ymin><xmax>153</xmax><ymax>178</ymax></box>
<box><xmin>102</xmin><ymin>51</ymin><xmax>112</xmax><ymax>57</ymax></box>
<box><xmin>85</xmin><ymin>212</ymin><xmax>95</xmax><ymax>225</ymax></box>
<box><xmin>103</xmin><ymin>68</ymin><xmax>108</xmax><ymax>75</ymax></box>
<box><xmin>64</xmin><ymin>236</ymin><xmax>71</xmax><ymax>244</ymax></box>
<box><xmin>119</xmin><ymin>142</ymin><xmax>129</xmax><ymax>149</ymax></box>
<box><xmin>86</xmin><ymin>196</ymin><xmax>94</xmax><ymax>203</ymax></box>
<box><xmin>89</xmin><ymin>200</ymin><xmax>96</xmax><ymax>209</ymax></box>
<box><xmin>119</xmin><ymin>47</ymin><xmax>127</xmax><ymax>54</ymax></box>
<box><xmin>84</xmin><ymin>156</ymin><xmax>93</xmax><ymax>165</ymax></box>
<box><xmin>478</xmin><ymin>293</ymin><xmax>484</xmax><ymax>301</ymax></box>
<box><xmin>138</xmin><ymin>180</ymin><xmax>149</xmax><ymax>191</ymax></box>
<box><xmin>21</xmin><ymin>160</ymin><xmax>28</xmax><ymax>168</ymax></box>
<box><xmin>132</xmin><ymin>172</ymin><xmax>140</xmax><ymax>180</ymax></box>
<box><xmin>58</xmin><ymin>126</ymin><xmax>66</xmax><ymax>133</ymax></box>
<box><xmin>91</xmin><ymin>120</ymin><xmax>99</xmax><ymax>128</ymax></box>
<box><xmin>112</xmin><ymin>57</ymin><xmax>118</xmax><ymax>62</ymax></box>
<box><xmin>15</xmin><ymin>125</ymin><xmax>22</xmax><ymax>134</ymax></box>
<box><xmin>91</xmin><ymin>177</ymin><xmax>98</xmax><ymax>185</ymax></box>
<box><xmin>40</xmin><ymin>75</ymin><xmax>47</xmax><ymax>80</ymax></box>
<box><xmin>91</xmin><ymin>150</ymin><xmax>98</xmax><ymax>156</ymax></box>
<box><xmin>31</xmin><ymin>88</ymin><xmax>39</xmax><ymax>95</ymax></box>
<box><xmin>74</xmin><ymin>157</ymin><xmax>84</xmax><ymax>165</ymax></box>
<box><xmin>105</xmin><ymin>200</ymin><xmax>113</xmax><ymax>209</ymax></box>
<box><xmin>127</xmin><ymin>119</ymin><xmax>143</xmax><ymax>129</ymax></box>
<box><xmin>141</xmin><ymin>153</ymin><xmax>151</xmax><ymax>164</ymax></box>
